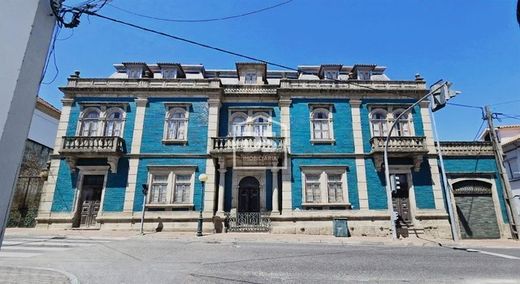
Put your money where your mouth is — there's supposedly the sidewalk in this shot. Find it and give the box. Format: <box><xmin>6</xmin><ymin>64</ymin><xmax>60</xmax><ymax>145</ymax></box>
<box><xmin>0</xmin><ymin>266</ymin><xmax>77</xmax><ymax>284</ymax></box>
<box><xmin>4</xmin><ymin>228</ymin><xmax>519</xmax><ymax>249</ymax></box>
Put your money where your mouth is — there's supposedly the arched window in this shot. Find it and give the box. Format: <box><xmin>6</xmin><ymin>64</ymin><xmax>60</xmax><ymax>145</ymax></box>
<box><xmin>79</xmin><ymin>108</ymin><xmax>100</xmax><ymax>137</ymax></box>
<box><xmin>370</xmin><ymin>109</ymin><xmax>388</xmax><ymax>137</ymax></box>
<box><xmin>165</xmin><ymin>108</ymin><xmax>188</xmax><ymax>141</ymax></box>
<box><xmin>311</xmin><ymin>108</ymin><xmax>332</xmax><ymax>140</ymax></box>
<box><xmin>104</xmin><ymin>108</ymin><xmax>125</xmax><ymax>137</ymax></box>
<box><xmin>393</xmin><ymin>109</ymin><xmax>411</xmax><ymax>137</ymax></box>
<box><xmin>252</xmin><ymin>114</ymin><xmax>271</xmax><ymax>137</ymax></box>
<box><xmin>231</xmin><ymin>113</ymin><xmax>248</xmax><ymax>137</ymax></box>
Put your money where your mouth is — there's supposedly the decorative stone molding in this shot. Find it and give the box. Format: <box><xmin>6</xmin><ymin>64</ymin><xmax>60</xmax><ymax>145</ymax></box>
<box><xmin>439</xmin><ymin>141</ymin><xmax>494</xmax><ymax>156</ymax></box>
<box><xmin>224</xmin><ymin>86</ymin><xmax>278</xmax><ymax>95</ymax></box>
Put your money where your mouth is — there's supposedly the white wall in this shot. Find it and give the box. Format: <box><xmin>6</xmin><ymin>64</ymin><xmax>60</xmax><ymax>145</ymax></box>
<box><xmin>27</xmin><ymin>109</ymin><xmax>59</xmax><ymax>149</ymax></box>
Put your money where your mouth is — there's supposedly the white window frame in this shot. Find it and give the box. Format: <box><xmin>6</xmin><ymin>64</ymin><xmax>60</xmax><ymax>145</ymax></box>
<box><xmin>147</xmin><ymin>169</ymin><xmax>195</xmax><ymax>208</ymax></box>
<box><xmin>161</xmin><ymin>68</ymin><xmax>177</xmax><ymax>79</ymax></box>
<box><xmin>323</xmin><ymin>70</ymin><xmax>339</xmax><ymax>80</ymax></box>
<box><xmin>104</xmin><ymin>107</ymin><xmax>126</xmax><ymax>137</ymax></box>
<box><xmin>369</xmin><ymin>108</ymin><xmax>388</xmax><ymax>137</ymax></box>
<box><xmin>244</xmin><ymin>71</ymin><xmax>257</xmax><ymax>84</ymax></box>
<box><xmin>163</xmin><ymin>106</ymin><xmax>189</xmax><ymax>143</ymax></box>
<box><xmin>357</xmin><ymin>70</ymin><xmax>372</xmax><ymax>80</ymax></box>
<box><xmin>310</xmin><ymin>106</ymin><xmax>334</xmax><ymax>143</ymax></box>
<box><xmin>369</xmin><ymin>106</ymin><xmax>415</xmax><ymax>138</ymax></box>
<box><xmin>301</xmin><ymin>167</ymin><xmax>349</xmax><ymax>208</ymax></box>
<box><xmin>78</xmin><ymin>107</ymin><xmax>102</xmax><ymax>137</ymax></box>
<box><xmin>228</xmin><ymin>109</ymin><xmax>273</xmax><ymax>137</ymax></box>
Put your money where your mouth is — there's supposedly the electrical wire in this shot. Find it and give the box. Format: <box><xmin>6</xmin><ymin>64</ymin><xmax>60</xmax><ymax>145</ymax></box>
<box><xmin>80</xmin><ymin>10</ymin><xmax>388</xmax><ymax>93</ymax></box>
<box><xmin>106</xmin><ymin>0</ymin><xmax>293</xmax><ymax>23</ymax></box>
<box><xmin>473</xmin><ymin>119</ymin><xmax>486</xmax><ymax>141</ymax></box>
<box><xmin>40</xmin><ymin>26</ymin><xmax>61</xmax><ymax>85</ymax></box>
<box><xmin>446</xmin><ymin>102</ymin><xmax>482</xmax><ymax>110</ymax></box>
<box><xmin>490</xmin><ymin>99</ymin><xmax>520</xmax><ymax>107</ymax></box>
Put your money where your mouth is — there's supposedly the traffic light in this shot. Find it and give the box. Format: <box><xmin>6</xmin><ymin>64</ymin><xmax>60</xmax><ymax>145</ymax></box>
<box><xmin>391</xmin><ymin>175</ymin><xmax>401</xmax><ymax>193</ymax></box>
<box><xmin>392</xmin><ymin>211</ymin><xmax>399</xmax><ymax>221</ymax></box>
<box><xmin>430</xmin><ymin>81</ymin><xmax>461</xmax><ymax>112</ymax></box>
<box><xmin>142</xmin><ymin>184</ymin><xmax>149</xmax><ymax>196</ymax></box>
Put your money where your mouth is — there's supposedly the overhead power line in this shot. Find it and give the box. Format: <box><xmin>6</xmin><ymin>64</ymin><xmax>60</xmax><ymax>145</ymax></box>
<box><xmin>446</xmin><ymin>102</ymin><xmax>483</xmax><ymax>110</ymax></box>
<box><xmin>80</xmin><ymin>10</ymin><xmax>386</xmax><ymax>93</ymax></box>
<box><xmin>107</xmin><ymin>0</ymin><xmax>293</xmax><ymax>23</ymax></box>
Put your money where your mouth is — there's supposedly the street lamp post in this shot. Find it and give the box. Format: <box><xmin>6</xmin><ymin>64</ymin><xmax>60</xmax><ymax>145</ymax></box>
<box><xmin>196</xmin><ymin>173</ymin><xmax>208</xmax><ymax>237</ymax></box>
<box><xmin>383</xmin><ymin>80</ymin><xmax>447</xmax><ymax>240</ymax></box>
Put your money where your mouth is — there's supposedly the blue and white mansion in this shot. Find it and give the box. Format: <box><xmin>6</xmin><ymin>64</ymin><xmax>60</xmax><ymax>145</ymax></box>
<box><xmin>37</xmin><ymin>62</ymin><xmax>512</xmax><ymax>239</ymax></box>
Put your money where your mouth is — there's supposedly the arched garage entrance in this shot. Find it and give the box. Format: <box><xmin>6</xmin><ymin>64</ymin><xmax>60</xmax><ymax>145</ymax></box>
<box><xmin>453</xmin><ymin>180</ymin><xmax>500</xmax><ymax>239</ymax></box>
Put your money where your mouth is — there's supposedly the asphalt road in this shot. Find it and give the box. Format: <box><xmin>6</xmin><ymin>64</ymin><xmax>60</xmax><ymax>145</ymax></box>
<box><xmin>1</xmin><ymin>235</ymin><xmax>519</xmax><ymax>283</ymax></box>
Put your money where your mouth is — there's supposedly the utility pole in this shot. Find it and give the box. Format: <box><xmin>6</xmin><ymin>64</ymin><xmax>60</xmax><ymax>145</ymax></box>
<box><xmin>484</xmin><ymin>105</ymin><xmax>519</xmax><ymax>239</ymax></box>
<box><xmin>0</xmin><ymin>0</ymin><xmax>56</xmax><ymax>246</ymax></box>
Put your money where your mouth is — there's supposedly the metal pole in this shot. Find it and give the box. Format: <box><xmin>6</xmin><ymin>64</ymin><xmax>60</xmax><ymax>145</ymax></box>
<box><xmin>140</xmin><ymin>184</ymin><xmax>148</xmax><ymax>235</ymax></box>
<box><xmin>429</xmin><ymin>106</ymin><xmax>460</xmax><ymax>242</ymax></box>
<box><xmin>484</xmin><ymin>106</ymin><xmax>519</xmax><ymax>239</ymax></box>
<box><xmin>383</xmin><ymin>80</ymin><xmax>444</xmax><ymax>240</ymax></box>
<box><xmin>196</xmin><ymin>181</ymin><xmax>205</xmax><ymax>237</ymax></box>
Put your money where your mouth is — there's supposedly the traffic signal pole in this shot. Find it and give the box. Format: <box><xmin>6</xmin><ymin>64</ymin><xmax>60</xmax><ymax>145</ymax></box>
<box><xmin>383</xmin><ymin>80</ymin><xmax>445</xmax><ymax>240</ymax></box>
<box><xmin>484</xmin><ymin>106</ymin><xmax>519</xmax><ymax>239</ymax></box>
<box><xmin>0</xmin><ymin>0</ymin><xmax>56</xmax><ymax>246</ymax></box>
<box><xmin>430</xmin><ymin>108</ymin><xmax>460</xmax><ymax>242</ymax></box>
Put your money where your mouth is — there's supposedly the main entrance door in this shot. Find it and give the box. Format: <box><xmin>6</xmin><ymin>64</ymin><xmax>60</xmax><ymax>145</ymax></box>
<box><xmin>73</xmin><ymin>175</ymin><xmax>104</xmax><ymax>228</ymax></box>
<box><xmin>391</xmin><ymin>173</ymin><xmax>411</xmax><ymax>237</ymax></box>
<box><xmin>238</xmin><ymin>176</ymin><xmax>260</xmax><ymax>212</ymax></box>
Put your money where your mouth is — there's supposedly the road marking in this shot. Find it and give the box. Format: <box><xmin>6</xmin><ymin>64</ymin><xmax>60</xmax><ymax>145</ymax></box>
<box><xmin>1</xmin><ymin>246</ymin><xmax>70</xmax><ymax>252</ymax></box>
<box><xmin>0</xmin><ymin>251</ymin><xmax>41</xmax><ymax>258</ymax></box>
<box><xmin>467</xmin><ymin>249</ymin><xmax>520</xmax><ymax>260</ymax></box>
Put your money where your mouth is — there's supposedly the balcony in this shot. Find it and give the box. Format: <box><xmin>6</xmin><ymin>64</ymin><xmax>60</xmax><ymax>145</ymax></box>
<box><xmin>60</xmin><ymin>136</ymin><xmax>125</xmax><ymax>173</ymax></box>
<box><xmin>212</xmin><ymin>136</ymin><xmax>285</xmax><ymax>153</ymax></box>
<box><xmin>370</xmin><ymin>136</ymin><xmax>428</xmax><ymax>171</ymax></box>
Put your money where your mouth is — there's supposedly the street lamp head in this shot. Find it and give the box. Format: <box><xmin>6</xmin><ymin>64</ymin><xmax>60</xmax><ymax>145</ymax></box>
<box><xmin>198</xmin><ymin>173</ymin><xmax>208</xmax><ymax>183</ymax></box>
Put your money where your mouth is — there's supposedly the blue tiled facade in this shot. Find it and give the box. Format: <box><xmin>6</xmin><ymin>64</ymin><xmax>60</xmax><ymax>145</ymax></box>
<box><xmin>40</xmin><ymin>62</ymin><xmax>511</xmax><ymax>239</ymax></box>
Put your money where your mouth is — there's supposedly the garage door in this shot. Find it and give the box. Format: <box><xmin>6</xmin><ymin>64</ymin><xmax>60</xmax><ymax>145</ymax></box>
<box><xmin>453</xmin><ymin>180</ymin><xmax>500</xmax><ymax>239</ymax></box>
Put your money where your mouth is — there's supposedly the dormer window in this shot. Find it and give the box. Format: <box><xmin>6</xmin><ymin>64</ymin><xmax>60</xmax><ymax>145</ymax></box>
<box><xmin>162</xmin><ymin>68</ymin><xmax>177</xmax><ymax>79</ymax></box>
<box><xmin>324</xmin><ymin>71</ymin><xmax>338</xmax><ymax>80</ymax></box>
<box><xmin>127</xmin><ymin>67</ymin><xmax>143</xmax><ymax>79</ymax></box>
<box><xmin>245</xmin><ymin>72</ymin><xmax>257</xmax><ymax>84</ymax></box>
<box><xmin>357</xmin><ymin>70</ymin><xmax>371</xmax><ymax>80</ymax></box>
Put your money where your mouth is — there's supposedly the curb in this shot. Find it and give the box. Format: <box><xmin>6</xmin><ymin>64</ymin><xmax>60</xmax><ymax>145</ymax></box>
<box><xmin>0</xmin><ymin>266</ymin><xmax>79</xmax><ymax>284</ymax></box>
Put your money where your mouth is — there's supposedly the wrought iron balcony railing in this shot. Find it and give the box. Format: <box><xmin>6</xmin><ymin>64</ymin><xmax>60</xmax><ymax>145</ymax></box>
<box><xmin>212</xmin><ymin>136</ymin><xmax>285</xmax><ymax>152</ymax></box>
<box><xmin>61</xmin><ymin>136</ymin><xmax>125</xmax><ymax>154</ymax></box>
<box><xmin>370</xmin><ymin>136</ymin><xmax>427</xmax><ymax>153</ymax></box>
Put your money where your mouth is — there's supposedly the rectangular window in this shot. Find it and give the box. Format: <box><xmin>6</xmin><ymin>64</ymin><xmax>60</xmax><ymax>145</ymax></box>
<box><xmin>327</xmin><ymin>174</ymin><xmax>343</xmax><ymax>203</ymax></box>
<box><xmin>324</xmin><ymin>71</ymin><xmax>338</xmax><ymax>80</ymax></box>
<box><xmin>147</xmin><ymin>170</ymin><xmax>195</xmax><ymax>207</ymax></box>
<box><xmin>305</xmin><ymin>174</ymin><xmax>321</xmax><ymax>203</ymax></box>
<box><xmin>244</xmin><ymin>72</ymin><xmax>257</xmax><ymax>84</ymax></box>
<box><xmin>302</xmin><ymin>168</ymin><xmax>348</xmax><ymax>208</ymax></box>
<box><xmin>357</xmin><ymin>70</ymin><xmax>371</xmax><ymax>80</ymax></box>
<box><xmin>150</xmin><ymin>175</ymin><xmax>168</xmax><ymax>204</ymax></box>
<box><xmin>174</xmin><ymin>174</ymin><xmax>192</xmax><ymax>204</ymax></box>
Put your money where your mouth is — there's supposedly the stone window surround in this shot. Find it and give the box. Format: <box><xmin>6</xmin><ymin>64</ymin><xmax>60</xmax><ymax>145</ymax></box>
<box><xmin>300</xmin><ymin>166</ymin><xmax>350</xmax><ymax>208</ymax></box>
<box><xmin>228</xmin><ymin>109</ymin><xmax>273</xmax><ymax>137</ymax></box>
<box><xmin>146</xmin><ymin>165</ymin><xmax>196</xmax><ymax>209</ymax></box>
<box><xmin>76</xmin><ymin>105</ymin><xmax>127</xmax><ymax>137</ymax></box>
<box><xmin>309</xmin><ymin>104</ymin><xmax>334</xmax><ymax>144</ymax></box>
<box><xmin>447</xmin><ymin>176</ymin><xmax>506</xmax><ymax>239</ymax></box>
<box><xmin>368</xmin><ymin>105</ymin><xmax>416</xmax><ymax>138</ymax></box>
<box><xmin>162</xmin><ymin>103</ymin><xmax>191</xmax><ymax>144</ymax></box>
<box><xmin>72</xmin><ymin>166</ymin><xmax>109</xmax><ymax>219</ymax></box>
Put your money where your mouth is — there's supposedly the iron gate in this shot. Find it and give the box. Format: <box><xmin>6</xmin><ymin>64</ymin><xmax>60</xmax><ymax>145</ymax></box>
<box><xmin>225</xmin><ymin>212</ymin><xmax>271</xmax><ymax>232</ymax></box>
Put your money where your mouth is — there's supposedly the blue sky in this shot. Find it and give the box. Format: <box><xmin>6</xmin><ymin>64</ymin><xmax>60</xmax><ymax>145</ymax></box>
<box><xmin>40</xmin><ymin>0</ymin><xmax>520</xmax><ymax>140</ymax></box>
